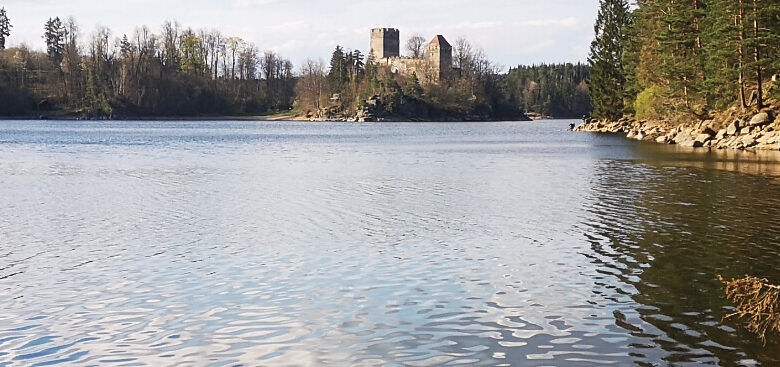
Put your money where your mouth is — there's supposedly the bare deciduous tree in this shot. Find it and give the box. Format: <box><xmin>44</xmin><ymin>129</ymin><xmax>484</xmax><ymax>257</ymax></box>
<box><xmin>296</xmin><ymin>58</ymin><xmax>326</xmax><ymax>112</ymax></box>
<box><xmin>405</xmin><ymin>33</ymin><xmax>426</xmax><ymax>58</ymax></box>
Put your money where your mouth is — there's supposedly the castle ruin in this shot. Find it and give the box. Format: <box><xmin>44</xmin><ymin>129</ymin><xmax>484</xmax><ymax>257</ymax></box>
<box><xmin>369</xmin><ymin>28</ymin><xmax>453</xmax><ymax>84</ymax></box>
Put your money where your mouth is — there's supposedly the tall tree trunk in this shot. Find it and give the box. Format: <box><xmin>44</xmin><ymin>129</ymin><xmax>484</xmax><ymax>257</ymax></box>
<box><xmin>738</xmin><ymin>0</ymin><xmax>747</xmax><ymax>110</ymax></box>
<box><xmin>693</xmin><ymin>0</ymin><xmax>702</xmax><ymax>49</ymax></box>
<box><xmin>753</xmin><ymin>0</ymin><xmax>763</xmax><ymax>109</ymax></box>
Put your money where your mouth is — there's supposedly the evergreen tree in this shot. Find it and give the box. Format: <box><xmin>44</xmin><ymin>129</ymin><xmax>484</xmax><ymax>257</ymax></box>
<box><xmin>701</xmin><ymin>0</ymin><xmax>742</xmax><ymax>110</ymax></box>
<box><xmin>0</xmin><ymin>7</ymin><xmax>11</xmax><ymax>50</ymax></box>
<box><xmin>503</xmin><ymin>63</ymin><xmax>591</xmax><ymax>117</ymax></box>
<box><xmin>589</xmin><ymin>0</ymin><xmax>631</xmax><ymax>120</ymax></box>
<box><xmin>621</xmin><ymin>8</ymin><xmax>641</xmax><ymax>115</ymax></box>
<box><xmin>120</xmin><ymin>34</ymin><xmax>132</xmax><ymax>56</ymax></box>
<box><xmin>351</xmin><ymin>50</ymin><xmax>365</xmax><ymax>82</ymax></box>
<box><xmin>403</xmin><ymin>73</ymin><xmax>424</xmax><ymax>98</ymax></box>
<box><xmin>327</xmin><ymin>46</ymin><xmax>348</xmax><ymax>93</ymax></box>
<box><xmin>44</xmin><ymin>17</ymin><xmax>65</xmax><ymax>65</ymax></box>
<box><xmin>653</xmin><ymin>0</ymin><xmax>707</xmax><ymax>114</ymax></box>
<box><xmin>744</xmin><ymin>0</ymin><xmax>780</xmax><ymax>108</ymax></box>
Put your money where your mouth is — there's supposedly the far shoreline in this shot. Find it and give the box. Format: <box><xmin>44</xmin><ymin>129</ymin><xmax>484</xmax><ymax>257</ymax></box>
<box><xmin>0</xmin><ymin>112</ymin><xmax>554</xmax><ymax>123</ymax></box>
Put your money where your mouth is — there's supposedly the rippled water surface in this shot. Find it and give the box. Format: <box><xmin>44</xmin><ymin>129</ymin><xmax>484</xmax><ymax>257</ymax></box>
<box><xmin>1</xmin><ymin>120</ymin><xmax>779</xmax><ymax>366</ymax></box>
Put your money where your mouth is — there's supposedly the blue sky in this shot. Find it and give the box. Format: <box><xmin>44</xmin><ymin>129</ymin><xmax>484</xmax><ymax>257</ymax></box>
<box><xmin>3</xmin><ymin>0</ymin><xmax>599</xmax><ymax>70</ymax></box>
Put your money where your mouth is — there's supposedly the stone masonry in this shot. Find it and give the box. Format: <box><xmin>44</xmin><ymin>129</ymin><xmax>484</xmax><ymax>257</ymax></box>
<box><xmin>369</xmin><ymin>28</ymin><xmax>453</xmax><ymax>84</ymax></box>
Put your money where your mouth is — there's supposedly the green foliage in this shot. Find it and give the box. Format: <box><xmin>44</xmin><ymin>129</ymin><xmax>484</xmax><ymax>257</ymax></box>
<box><xmin>403</xmin><ymin>73</ymin><xmax>424</xmax><ymax>99</ymax></box>
<box><xmin>616</xmin><ymin>0</ymin><xmax>780</xmax><ymax>119</ymax></box>
<box><xmin>634</xmin><ymin>86</ymin><xmax>663</xmax><ymax>120</ymax></box>
<box><xmin>621</xmin><ymin>10</ymin><xmax>640</xmax><ymax>115</ymax></box>
<box><xmin>652</xmin><ymin>0</ymin><xmax>706</xmax><ymax>114</ymax></box>
<box><xmin>328</xmin><ymin>46</ymin><xmax>348</xmax><ymax>93</ymax></box>
<box><xmin>700</xmin><ymin>0</ymin><xmax>741</xmax><ymax>110</ymax></box>
<box><xmin>589</xmin><ymin>0</ymin><xmax>631</xmax><ymax>120</ymax></box>
<box><xmin>180</xmin><ymin>34</ymin><xmax>206</xmax><ymax>76</ymax></box>
<box><xmin>44</xmin><ymin>17</ymin><xmax>64</xmax><ymax>65</ymax></box>
<box><xmin>503</xmin><ymin>63</ymin><xmax>591</xmax><ymax>117</ymax></box>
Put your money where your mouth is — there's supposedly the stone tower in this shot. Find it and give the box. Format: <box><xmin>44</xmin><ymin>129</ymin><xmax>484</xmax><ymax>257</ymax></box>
<box><xmin>370</xmin><ymin>28</ymin><xmax>400</xmax><ymax>60</ymax></box>
<box><xmin>427</xmin><ymin>35</ymin><xmax>453</xmax><ymax>81</ymax></box>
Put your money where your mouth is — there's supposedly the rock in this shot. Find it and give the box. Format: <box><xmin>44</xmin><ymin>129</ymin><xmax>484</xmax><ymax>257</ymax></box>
<box><xmin>701</xmin><ymin>127</ymin><xmax>717</xmax><ymax>136</ymax></box>
<box><xmin>726</xmin><ymin>120</ymin><xmax>741</xmax><ymax>136</ymax></box>
<box><xmin>715</xmin><ymin>129</ymin><xmax>727</xmax><ymax>140</ymax></box>
<box><xmin>740</xmin><ymin>134</ymin><xmax>757</xmax><ymax>148</ymax></box>
<box><xmin>695</xmin><ymin>133</ymin><xmax>712</xmax><ymax>146</ymax></box>
<box><xmin>675</xmin><ymin>133</ymin><xmax>697</xmax><ymax>147</ymax></box>
<box><xmin>656</xmin><ymin>136</ymin><xmax>668</xmax><ymax>144</ymax></box>
<box><xmin>749</xmin><ymin>112</ymin><xmax>771</xmax><ymax>126</ymax></box>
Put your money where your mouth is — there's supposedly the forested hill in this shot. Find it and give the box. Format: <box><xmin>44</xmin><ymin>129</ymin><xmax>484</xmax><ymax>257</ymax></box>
<box><xmin>503</xmin><ymin>63</ymin><xmax>591</xmax><ymax>118</ymax></box>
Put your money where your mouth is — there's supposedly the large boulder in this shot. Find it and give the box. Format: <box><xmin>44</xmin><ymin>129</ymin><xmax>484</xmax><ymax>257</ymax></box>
<box><xmin>749</xmin><ymin>112</ymin><xmax>771</xmax><ymax>126</ymax></box>
<box><xmin>674</xmin><ymin>132</ymin><xmax>697</xmax><ymax>147</ymax></box>
<box><xmin>739</xmin><ymin>134</ymin><xmax>758</xmax><ymax>148</ymax></box>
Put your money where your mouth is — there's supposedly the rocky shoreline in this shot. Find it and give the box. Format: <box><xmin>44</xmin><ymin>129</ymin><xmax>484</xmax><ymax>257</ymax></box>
<box><xmin>575</xmin><ymin>106</ymin><xmax>780</xmax><ymax>151</ymax></box>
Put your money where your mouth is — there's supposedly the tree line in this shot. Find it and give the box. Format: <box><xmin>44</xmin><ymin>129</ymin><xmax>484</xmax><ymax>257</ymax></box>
<box><xmin>590</xmin><ymin>0</ymin><xmax>780</xmax><ymax>121</ymax></box>
<box><xmin>0</xmin><ymin>7</ymin><xmax>591</xmax><ymax>120</ymax></box>
<box><xmin>503</xmin><ymin>63</ymin><xmax>591</xmax><ymax>118</ymax></box>
<box><xmin>0</xmin><ymin>13</ymin><xmax>295</xmax><ymax>117</ymax></box>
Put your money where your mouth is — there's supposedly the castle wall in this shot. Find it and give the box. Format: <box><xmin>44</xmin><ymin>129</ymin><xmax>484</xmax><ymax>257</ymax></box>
<box><xmin>376</xmin><ymin>57</ymin><xmax>436</xmax><ymax>84</ymax></box>
<box><xmin>370</xmin><ymin>28</ymin><xmax>400</xmax><ymax>60</ymax></box>
<box><xmin>369</xmin><ymin>29</ymin><xmax>453</xmax><ymax>85</ymax></box>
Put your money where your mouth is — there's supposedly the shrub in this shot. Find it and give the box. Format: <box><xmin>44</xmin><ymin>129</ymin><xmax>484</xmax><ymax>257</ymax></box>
<box><xmin>634</xmin><ymin>86</ymin><xmax>663</xmax><ymax>120</ymax></box>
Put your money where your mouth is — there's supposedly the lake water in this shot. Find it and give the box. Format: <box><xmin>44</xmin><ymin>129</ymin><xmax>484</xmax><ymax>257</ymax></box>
<box><xmin>0</xmin><ymin>119</ymin><xmax>779</xmax><ymax>366</ymax></box>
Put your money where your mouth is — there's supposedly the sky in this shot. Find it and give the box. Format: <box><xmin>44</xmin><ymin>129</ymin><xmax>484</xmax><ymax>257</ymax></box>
<box><xmin>2</xmin><ymin>0</ymin><xmax>599</xmax><ymax>71</ymax></box>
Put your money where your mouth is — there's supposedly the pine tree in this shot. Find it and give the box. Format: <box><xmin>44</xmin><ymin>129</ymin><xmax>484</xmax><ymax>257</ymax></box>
<box><xmin>351</xmin><ymin>50</ymin><xmax>365</xmax><ymax>82</ymax></box>
<box><xmin>653</xmin><ymin>0</ymin><xmax>707</xmax><ymax>114</ymax></box>
<box><xmin>0</xmin><ymin>7</ymin><xmax>11</xmax><ymax>50</ymax></box>
<box><xmin>403</xmin><ymin>73</ymin><xmax>423</xmax><ymax>98</ymax></box>
<box><xmin>701</xmin><ymin>0</ymin><xmax>742</xmax><ymax>110</ymax></box>
<box><xmin>327</xmin><ymin>46</ymin><xmax>348</xmax><ymax>93</ymax></box>
<box><xmin>589</xmin><ymin>0</ymin><xmax>632</xmax><ymax>120</ymax></box>
<box><xmin>120</xmin><ymin>34</ymin><xmax>132</xmax><ymax>56</ymax></box>
<box><xmin>44</xmin><ymin>17</ymin><xmax>65</xmax><ymax>65</ymax></box>
<box><xmin>622</xmin><ymin>9</ymin><xmax>641</xmax><ymax>115</ymax></box>
<box><xmin>744</xmin><ymin>0</ymin><xmax>780</xmax><ymax>109</ymax></box>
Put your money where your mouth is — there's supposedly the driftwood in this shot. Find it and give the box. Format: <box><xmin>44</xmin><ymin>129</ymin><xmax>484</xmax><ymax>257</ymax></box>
<box><xmin>719</xmin><ymin>275</ymin><xmax>780</xmax><ymax>342</ymax></box>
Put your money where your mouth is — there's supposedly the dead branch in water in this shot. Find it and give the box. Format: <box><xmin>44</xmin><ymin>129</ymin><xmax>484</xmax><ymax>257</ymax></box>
<box><xmin>719</xmin><ymin>275</ymin><xmax>780</xmax><ymax>342</ymax></box>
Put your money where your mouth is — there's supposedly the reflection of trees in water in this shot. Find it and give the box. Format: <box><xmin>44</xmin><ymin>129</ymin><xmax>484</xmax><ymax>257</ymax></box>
<box><xmin>581</xmin><ymin>159</ymin><xmax>780</xmax><ymax>365</ymax></box>
<box><xmin>633</xmin><ymin>143</ymin><xmax>780</xmax><ymax>180</ymax></box>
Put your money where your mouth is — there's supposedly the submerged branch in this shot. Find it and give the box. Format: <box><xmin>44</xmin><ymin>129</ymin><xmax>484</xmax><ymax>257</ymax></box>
<box><xmin>719</xmin><ymin>275</ymin><xmax>780</xmax><ymax>343</ymax></box>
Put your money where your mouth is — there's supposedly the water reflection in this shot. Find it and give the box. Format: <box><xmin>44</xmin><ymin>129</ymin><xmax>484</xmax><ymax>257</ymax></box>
<box><xmin>582</xmin><ymin>158</ymin><xmax>780</xmax><ymax>365</ymax></box>
<box><xmin>634</xmin><ymin>141</ymin><xmax>780</xmax><ymax>179</ymax></box>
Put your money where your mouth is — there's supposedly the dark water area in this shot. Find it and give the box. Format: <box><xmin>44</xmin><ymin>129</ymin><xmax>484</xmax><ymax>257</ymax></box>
<box><xmin>0</xmin><ymin>119</ymin><xmax>778</xmax><ymax>366</ymax></box>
